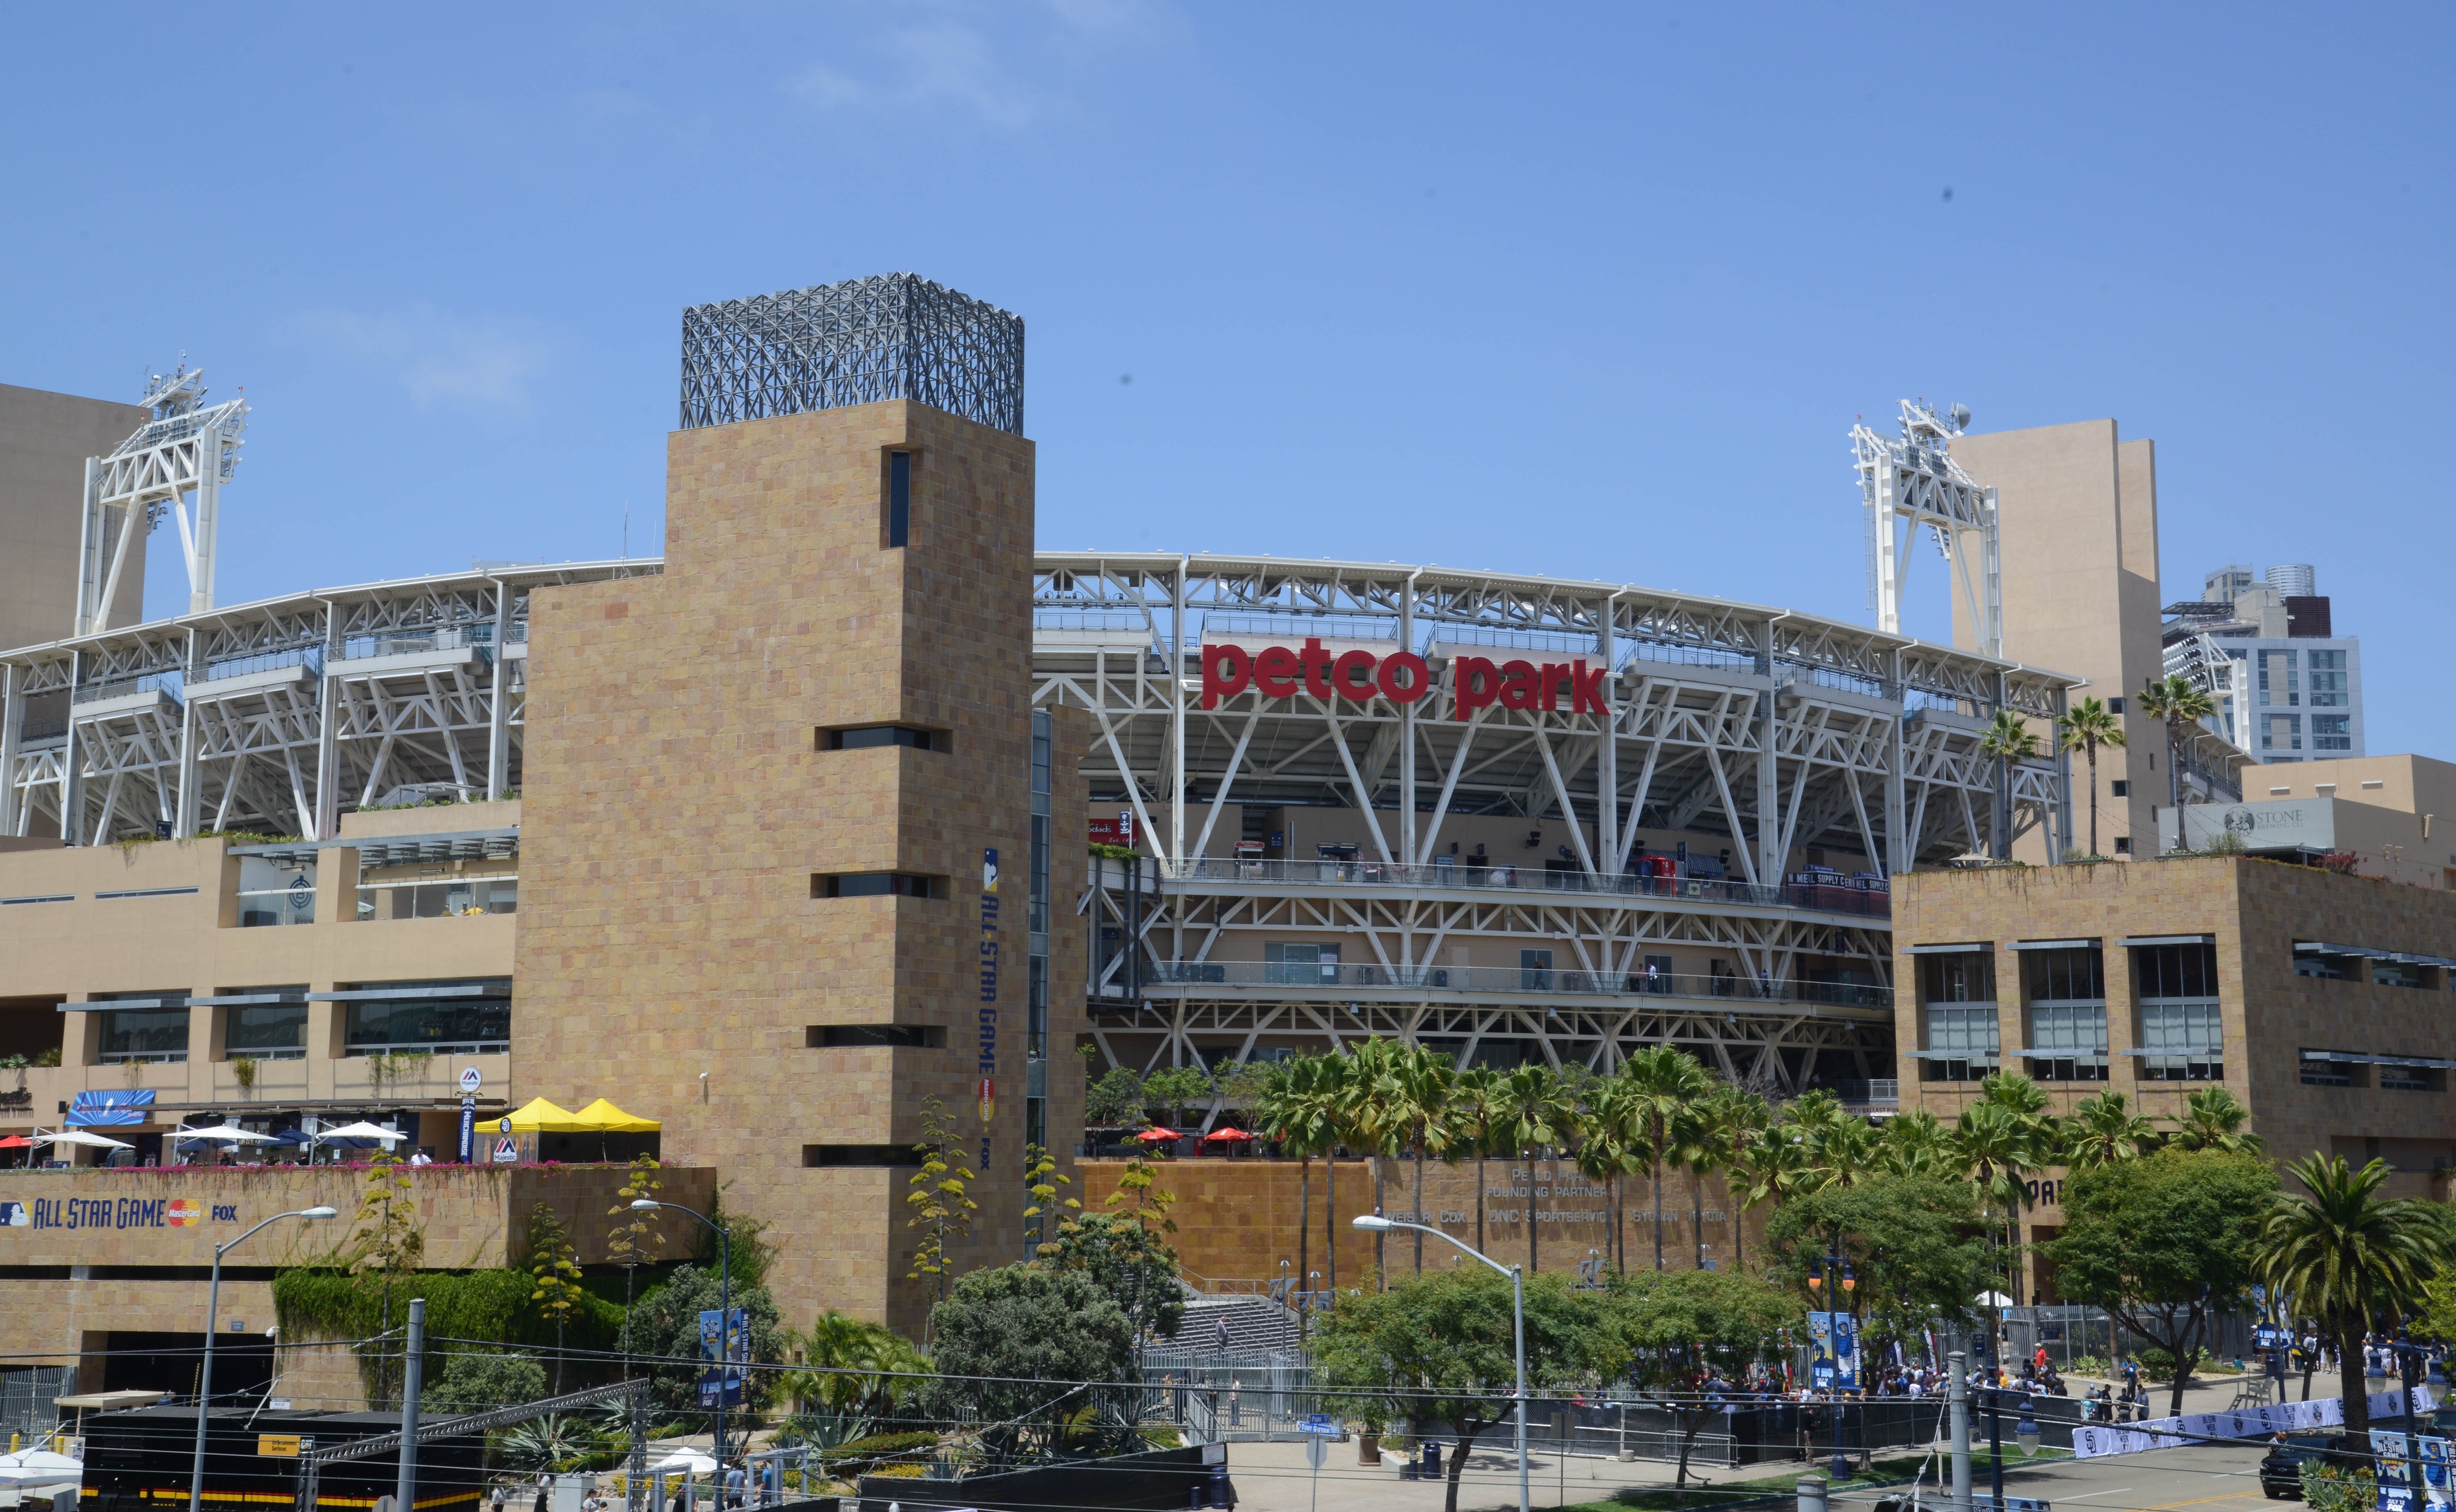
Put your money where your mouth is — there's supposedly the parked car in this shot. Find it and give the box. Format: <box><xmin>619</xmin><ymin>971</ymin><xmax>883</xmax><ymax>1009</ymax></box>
<box><xmin>2259</xmin><ymin>1432</ymin><xmax>2367</xmax><ymax>1499</ymax></box>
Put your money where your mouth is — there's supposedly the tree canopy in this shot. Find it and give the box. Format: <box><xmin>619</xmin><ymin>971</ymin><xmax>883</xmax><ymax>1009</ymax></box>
<box><xmin>1037</xmin><ymin>1209</ymin><xmax>1185</xmax><ymax>1343</ymax></box>
<box><xmin>2045</xmin><ymin>1148</ymin><xmax>2277</xmax><ymax>1413</ymax></box>
<box><xmin>1609</xmin><ymin>1268</ymin><xmax>1799</xmax><ymax>1484</ymax></box>
<box><xmin>925</xmin><ymin>1264</ymin><xmax>1137</xmax><ymax>1458</ymax></box>
<box><xmin>1764</xmin><ymin>1172</ymin><xmax>1993</xmax><ymax>1341</ymax></box>
<box><xmin>1313</xmin><ymin>1269</ymin><xmax>1610</xmax><ymax>1512</ymax></box>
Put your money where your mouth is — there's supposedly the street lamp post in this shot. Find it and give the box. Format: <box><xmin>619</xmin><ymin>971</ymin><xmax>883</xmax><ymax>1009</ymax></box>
<box><xmin>189</xmin><ymin>1206</ymin><xmax>337</xmax><ymax>1512</ymax></box>
<box><xmin>1354</xmin><ymin>1214</ymin><xmax>1528</xmax><ymax>1512</ymax></box>
<box><xmin>634</xmin><ymin>1200</ymin><xmax>732</xmax><ymax>1465</ymax></box>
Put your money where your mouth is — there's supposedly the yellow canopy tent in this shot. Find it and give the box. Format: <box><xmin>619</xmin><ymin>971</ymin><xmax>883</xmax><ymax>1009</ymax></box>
<box><xmin>504</xmin><ymin>1097</ymin><xmax>588</xmax><ymax>1134</ymax></box>
<box><xmin>569</xmin><ymin>1098</ymin><xmax>661</xmax><ymax>1133</ymax></box>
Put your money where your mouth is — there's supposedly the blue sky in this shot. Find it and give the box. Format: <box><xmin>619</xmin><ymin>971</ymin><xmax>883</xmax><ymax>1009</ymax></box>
<box><xmin>3</xmin><ymin>4</ymin><xmax>2448</xmax><ymax>751</ymax></box>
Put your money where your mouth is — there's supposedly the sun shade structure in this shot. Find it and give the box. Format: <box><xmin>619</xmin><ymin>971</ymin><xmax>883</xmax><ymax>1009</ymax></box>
<box><xmin>36</xmin><ymin>1129</ymin><xmax>132</xmax><ymax>1150</ymax></box>
<box><xmin>314</xmin><ymin>1122</ymin><xmax>404</xmax><ymax>1142</ymax></box>
<box><xmin>569</xmin><ymin>1098</ymin><xmax>661</xmax><ymax>1133</ymax></box>
<box><xmin>1202</xmin><ymin>1127</ymin><xmax>1257</xmax><ymax>1142</ymax></box>
<box><xmin>1135</xmin><ymin>1127</ymin><xmax>1183</xmax><ymax>1142</ymax></box>
<box><xmin>172</xmin><ymin>1124</ymin><xmax>279</xmax><ymax>1142</ymax></box>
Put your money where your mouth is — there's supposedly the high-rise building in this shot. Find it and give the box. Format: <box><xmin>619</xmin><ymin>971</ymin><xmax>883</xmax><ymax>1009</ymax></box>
<box><xmin>2163</xmin><ymin>563</ymin><xmax>2363</xmax><ymax>763</ymax></box>
<box><xmin>0</xmin><ymin>383</ymin><xmax>152</xmax><ymax>653</ymax></box>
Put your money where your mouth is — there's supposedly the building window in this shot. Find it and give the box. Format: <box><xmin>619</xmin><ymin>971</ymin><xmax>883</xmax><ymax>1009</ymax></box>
<box><xmin>2107</xmin><ymin>697</ymin><xmax>2125</xmax><ymax>715</ymax></box>
<box><xmin>2300</xmin><ymin>1051</ymin><xmax>2357</xmax><ymax>1088</ymax></box>
<box><xmin>2294</xmin><ymin>947</ymin><xmax>2356</xmax><ymax>980</ymax></box>
<box><xmin>343</xmin><ymin>983</ymin><xmax>511</xmax><ymax>1056</ymax></box>
<box><xmin>2312</xmin><ymin>714</ymin><xmax>2352</xmax><ymax>752</ymax></box>
<box><xmin>821</xmin><ymin>725</ymin><xmax>948</xmax><ymax>752</ymax></box>
<box><xmin>227</xmin><ymin>1003</ymin><xmax>308</xmax><ymax>1060</ymax></box>
<box><xmin>2110</xmin><ymin>781</ymin><xmax>2129</xmax><ymax>798</ymax></box>
<box><xmin>2021</xmin><ymin>947</ymin><xmax>2107</xmax><ymax>1082</ymax></box>
<box><xmin>887</xmin><ymin>451</ymin><xmax>912</xmax><ymax>548</ymax></box>
<box><xmin>2378</xmin><ymin>1061</ymin><xmax>2438</xmax><ymax>1092</ymax></box>
<box><xmin>357</xmin><ymin>871</ymin><xmax>517</xmax><ymax>921</ymax></box>
<box><xmin>2113</xmin><ymin>836</ymin><xmax>2132</xmax><ymax>854</ymax></box>
<box><xmin>1917</xmin><ymin>952</ymin><xmax>1997</xmax><ymax>1082</ymax></box>
<box><xmin>2262</xmin><ymin>713</ymin><xmax>2301</xmax><ymax>752</ymax></box>
<box><xmin>2259</xmin><ymin>650</ymin><xmax>2298</xmax><ymax>708</ymax></box>
<box><xmin>804</xmin><ymin>1145</ymin><xmax>919</xmax><ymax>1167</ymax></box>
<box><xmin>810</xmin><ymin>1024</ymin><xmax>943</xmax><ymax>1049</ymax></box>
<box><xmin>2136</xmin><ymin>940</ymin><xmax>2222</xmax><ymax>1082</ymax></box>
<box><xmin>814</xmin><ymin>873</ymin><xmax>945</xmax><ymax>899</ymax></box>
<box><xmin>2372</xmin><ymin>960</ymin><xmax>2436</xmax><ymax>990</ymax></box>
<box><xmin>98</xmin><ymin>1004</ymin><xmax>189</xmax><ymax>1064</ymax></box>
<box><xmin>2306</xmin><ymin>650</ymin><xmax>2347</xmax><ymax>707</ymax></box>
<box><xmin>1265</xmin><ymin>943</ymin><xmax>1340</xmax><ymax>984</ymax></box>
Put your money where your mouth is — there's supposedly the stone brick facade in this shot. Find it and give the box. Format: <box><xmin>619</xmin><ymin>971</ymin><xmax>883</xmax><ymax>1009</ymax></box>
<box><xmin>515</xmin><ymin>399</ymin><xmax>1039</xmax><ymax>1340</ymax></box>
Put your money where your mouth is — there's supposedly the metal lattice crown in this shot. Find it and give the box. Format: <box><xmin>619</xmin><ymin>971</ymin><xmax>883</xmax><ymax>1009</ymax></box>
<box><xmin>679</xmin><ymin>273</ymin><xmax>1025</xmax><ymax>435</ymax></box>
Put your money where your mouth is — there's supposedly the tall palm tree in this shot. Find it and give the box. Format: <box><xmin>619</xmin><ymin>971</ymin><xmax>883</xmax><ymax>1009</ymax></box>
<box><xmin>1254</xmin><ymin>1054</ymin><xmax>1339</xmax><ymax>1313</ymax></box>
<box><xmin>2055</xmin><ymin>697</ymin><xmax>2128</xmax><ymax>858</ymax></box>
<box><xmin>1446</xmin><ymin>1066</ymin><xmax>1505</xmax><ymax>1256</ymax></box>
<box><xmin>1800</xmin><ymin>1113</ymin><xmax>1879</xmax><ymax>1194</ymax></box>
<box><xmin>1725</xmin><ymin>1121</ymin><xmax>1807</xmax><ymax>1272</ymax></box>
<box><xmin>2257</xmin><ymin>1154</ymin><xmax>2456</xmax><ymax>1436</ymax></box>
<box><xmin>1492</xmin><ymin>1063</ymin><xmax>1571</xmax><ymax>1275</ymax></box>
<box><xmin>2172</xmin><ymin>1086</ymin><xmax>2264</xmax><ymax>1154</ymax></box>
<box><xmin>1572</xmin><ymin>1077</ymin><xmax>1641</xmax><ymax>1275</ymax></box>
<box><xmin>1876</xmin><ymin>1107</ymin><xmax>1959</xmax><ymax>1178</ymax></box>
<box><xmin>1339</xmin><ymin>1038</ymin><xmax>1407</xmax><ymax>1287</ymax></box>
<box><xmin>1677</xmin><ymin>1083</ymin><xmax>1752</xmax><ymax>1268</ymax></box>
<box><xmin>2138</xmin><ymin>673</ymin><xmax>2218</xmax><ymax>813</ymax></box>
<box><xmin>1953</xmin><ymin>1086</ymin><xmax>2054</xmax><ymax>1304</ymax></box>
<box><xmin>1696</xmin><ymin>1085</ymin><xmax>1769</xmax><ymax>1267</ymax></box>
<box><xmin>2062</xmin><ymin>1090</ymin><xmax>2156</xmax><ymax>1171</ymax></box>
<box><xmin>1618</xmin><ymin>1046</ymin><xmax>1716</xmax><ymax>1270</ymax></box>
<box><xmin>1381</xmin><ymin>1039</ymin><xmax>1457</xmax><ymax>1276</ymax></box>
<box><xmin>1978</xmin><ymin>710</ymin><xmax>2045</xmax><ymax>859</ymax></box>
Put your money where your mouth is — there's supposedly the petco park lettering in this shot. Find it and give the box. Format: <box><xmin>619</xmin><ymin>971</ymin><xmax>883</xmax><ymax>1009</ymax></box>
<box><xmin>1200</xmin><ymin>637</ymin><xmax>1607</xmax><ymax>721</ymax></box>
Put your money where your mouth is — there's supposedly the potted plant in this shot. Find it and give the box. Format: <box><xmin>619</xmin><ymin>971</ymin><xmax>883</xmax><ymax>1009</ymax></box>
<box><xmin>1355</xmin><ymin>1413</ymin><xmax>1384</xmax><ymax>1465</ymax></box>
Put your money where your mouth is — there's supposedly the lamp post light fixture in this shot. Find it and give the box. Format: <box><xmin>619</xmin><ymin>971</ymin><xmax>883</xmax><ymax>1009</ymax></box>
<box><xmin>1354</xmin><ymin>1214</ymin><xmax>1527</xmax><ymax>1512</ymax></box>
<box><xmin>190</xmin><ymin>1206</ymin><xmax>338</xmax><ymax>1512</ymax></box>
<box><xmin>634</xmin><ymin>1200</ymin><xmax>733</xmax><ymax>1462</ymax></box>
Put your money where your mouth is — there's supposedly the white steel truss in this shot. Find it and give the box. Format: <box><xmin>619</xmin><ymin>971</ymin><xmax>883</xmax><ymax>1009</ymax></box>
<box><xmin>1853</xmin><ymin>400</ymin><xmax>2002</xmax><ymax>658</ymax></box>
<box><xmin>75</xmin><ymin>367</ymin><xmax>250</xmax><ymax>636</ymax></box>
<box><xmin>3</xmin><ymin>563</ymin><xmax>648</xmax><ymax>843</ymax></box>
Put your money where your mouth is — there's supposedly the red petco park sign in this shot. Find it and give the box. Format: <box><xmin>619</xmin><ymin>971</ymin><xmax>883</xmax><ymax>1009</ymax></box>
<box><xmin>1200</xmin><ymin>637</ymin><xmax>1607</xmax><ymax>720</ymax></box>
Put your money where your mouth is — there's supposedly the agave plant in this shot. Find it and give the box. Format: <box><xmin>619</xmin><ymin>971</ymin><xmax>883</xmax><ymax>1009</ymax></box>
<box><xmin>495</xmin><ymin>1413</ymin><xmax>613</xmax><ymax>1474</ymax></box>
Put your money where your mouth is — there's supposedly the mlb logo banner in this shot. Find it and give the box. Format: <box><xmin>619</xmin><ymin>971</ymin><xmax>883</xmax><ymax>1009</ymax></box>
<box><xmin>0</xmin><ymin>1202</ymin><xmax>28</xmax><ymax>1228</ymax></box>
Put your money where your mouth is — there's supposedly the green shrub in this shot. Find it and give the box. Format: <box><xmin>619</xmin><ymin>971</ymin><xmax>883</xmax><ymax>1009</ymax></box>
<box><xmin>2301</xmin><ymin>1460</ymin><xmax>2375</xmax><ymax>1512</ymax></box>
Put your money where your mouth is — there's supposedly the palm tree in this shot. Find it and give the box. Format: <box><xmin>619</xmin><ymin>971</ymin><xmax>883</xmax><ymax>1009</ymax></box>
<box><xmin>1953</xmin><ymin>1080</ymin><xmax>2056</xmax><ymax>1304</ymax></box>
<box><xmin>1799</xmin><ymin>1113</ymin><xmax>1879</xmax><ymax>1194</ymax></box>
<box><xmin>2138</xmin><ymin>673</ymin><xmax>2218</xmax><ymax>813</ymax></box>
<box><xmin>1571</xmin><ymin>1077</ymin><xmax>1641</xmax><ymax>1275</ymax></box>
<box><xmin>1876</xmin><ymin>1108</ymin><xmax>1959</xmax><ymax>1179</ymax></box>
<box><xmin>1696</xmin><ymin>1085</ymin><xmax>1769</xmax><ymax>1267</ymax></box>
<box><xmin>2257</xmin><ymin>1154</ymin><xmax>2456</xmax><ymax>1435</ymax></box>
<box><xmin>1381</xmin><ymin>1039</ymin><xmax>1457</xmax><ymax>1276</ymax></box>
<box><xmin>2171</xmin><ymin>1085</ymin><xmax>2264</xmax><ymax>1154</ymax></box>
<box><xmin>1618</xmin><ymin>1047</ymin><xmax>1716</xmax><ymax>1270</ymax></box>
<box><xmin>1978</xmin><ymin>710</ymin><xmax>2045</xmax><ymax>859</ymax></box>
<box><xmin>1339</xmin><ymin>1038</ymin><xmax>1405</xmax><ymax>1287</ymax></box>
<box><xmin>2055</xmin><ymin>697</ymin><xmax>2128</xmax><ymax>858</ymax></box>
<box><xmin>1725</xmin><ymin>1121</ymin><xmax>1807</xmax><ymax>1271</ymax></box>
<box><xmin>1255</xmin><ymin>1053</ymin><xmax>1340</xmax><ymax>1306</ymax></box>
<box><xmin>1492</xmin><ymin>1063</ymin><xmax>1572</xmax><ymax>1275</ymax></box>
<box><xmin>1679</xmin><ymin>1084</ymin><xmax>1757</xmax><ymax>1268</ymax></box>
<box><xmin>1446</xmin><ymin>1066</ymin><xmax>1505</xmax><ymax>1256</ymax></box>
<box><xmin>2062</xmin><ymin>1091</ymin><xmax>2156</xmax><ymax>1171</ymax></box>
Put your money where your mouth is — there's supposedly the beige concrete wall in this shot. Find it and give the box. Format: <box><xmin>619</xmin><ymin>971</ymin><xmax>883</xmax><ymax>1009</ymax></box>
<box><xmin>515</xmin><ymin>399</ymin><xmax>1038</xmax><ymax>1341</ymax></box>
<box><xmin>0</xmin><ymin>384</ymin><xmax>150</xmax><ymax>654</ymax></box>
<box><xmin>2241</xmin><ymin>756</ymin><xmax>2456</xmax><ymax>889</ymax></box>
<box><xmin>1951</xmin><ymin>420</ymin><xmax>2163</xmax><ymax>858</ymax></box>
<box><xmin>0</xmin><ymin>837</ymin><xmax>514</xmax><ymax>1128</ymax></box>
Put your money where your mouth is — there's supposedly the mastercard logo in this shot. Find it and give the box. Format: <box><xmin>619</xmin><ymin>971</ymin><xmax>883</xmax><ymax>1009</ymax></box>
<box><xmin>167</xmin><ymin>1200</ymin><xmax>204</xmax><ymax>1228</ymax></box>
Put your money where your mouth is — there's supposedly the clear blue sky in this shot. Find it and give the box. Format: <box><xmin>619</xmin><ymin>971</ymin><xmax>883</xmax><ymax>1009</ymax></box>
<box><xmin>4</xmin><ymin>6</ymin><xmax>2448</xmax><ymax>752</ymax></box>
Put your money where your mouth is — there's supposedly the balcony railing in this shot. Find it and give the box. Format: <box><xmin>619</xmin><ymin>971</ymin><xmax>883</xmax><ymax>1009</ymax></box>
<box><xmin>1162</xmin><ymin>858</ymin><xmax>1889</xmax><ymax>917</ymax></box>
<box><xmin>1138</xmin><ymin>959</ymin><xmax>1891</xmax><ymax>1009</ymax></box>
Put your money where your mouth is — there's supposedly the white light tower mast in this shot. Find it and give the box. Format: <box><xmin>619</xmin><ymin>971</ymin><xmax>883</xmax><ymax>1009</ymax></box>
<box><xmin>1853</xmin><ymin>399</ymin><xmax>2000</xmax><ymax>658</ymax></box>
<box><xmin>74</xmin><ymin>365</ymin><xmax>250</xmax><ymax>635</ymax></box>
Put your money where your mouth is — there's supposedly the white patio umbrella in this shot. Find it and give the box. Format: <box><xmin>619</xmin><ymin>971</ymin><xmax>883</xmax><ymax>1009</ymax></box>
<box><xmin>314</xmin><ymin>1122</ymin><xmax>405</xmax><ymax>1142</ymax></box>
<box><xmin>1977</xmin><ymin>1289</ymin><xmax>2016</xmax><ymax>1308</ymax></box>
<box><xmin>173</xmin><ymin>1124</ymin><xmax>280</xmax><ymax>1142</ymax></box>
<box><xmin>35</xmin><ymin>1129</ymin><xmax>133</xmax><ymax>1150</ymax></box>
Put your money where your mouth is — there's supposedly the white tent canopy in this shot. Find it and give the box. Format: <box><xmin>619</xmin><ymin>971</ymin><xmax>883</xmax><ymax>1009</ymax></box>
<box><xmin>314</xmin><ymin>1122</ymin><xmax>403</xmax><ymax>1142</ymax></box>
<box><xmin>35</xmin><ymin>1129</ymin><xmax>132</xmax><ymax>1150</ymax></box>
<box><xmin>0</xmin><ymin>1449</ymin><xmax>83</xmax><ymax>1487</ymax></box>
<box><xmin>173</xmin><ymin>1124</ymin><xmax>280</xmax><ymax>1142</ymax></box>
<box><xmin>649</xmin><ymin>1451</ymin><xmax>718</xmax><ymax>1475</ymax></box>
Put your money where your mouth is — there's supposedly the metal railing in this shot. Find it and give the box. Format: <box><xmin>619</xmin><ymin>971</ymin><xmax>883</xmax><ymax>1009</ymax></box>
<box><xmin>1164</xmin><ymin>857</ymin><xmax>1889</xmax><ymax>916</ymax></box>
<box><xmin>1142</xmin><ymin>959</ymin><xmax>1893</xmax><ymax>1009</ymax></box>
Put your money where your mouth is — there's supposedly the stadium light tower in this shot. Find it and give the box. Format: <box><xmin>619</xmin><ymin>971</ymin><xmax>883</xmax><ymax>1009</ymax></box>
<box><xmin>75</xmin><ymin>363</ymin><xmax>250</xmax><ymax>635</ymax></box>
<box><xmin>1852</xmin><ymin>399</ymin><xmax>2000</xmax><ymax>659</ymax></box>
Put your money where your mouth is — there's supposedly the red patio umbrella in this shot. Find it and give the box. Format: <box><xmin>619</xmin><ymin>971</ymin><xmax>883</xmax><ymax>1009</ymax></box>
<box><xmin>1135</xmin><ymin>1126</ymin><xmax>1183</xmax><ymax>1142</ymax></box>
<box><xmin>1201</xmin><ymin>1127</ymin><xmax>1256</xmax><ymax>1142</ymax></box>
<box><xmin>0</xmin><ymin>1136</ymin><xmax>33</xmax><ymax>1148</ymax></box>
